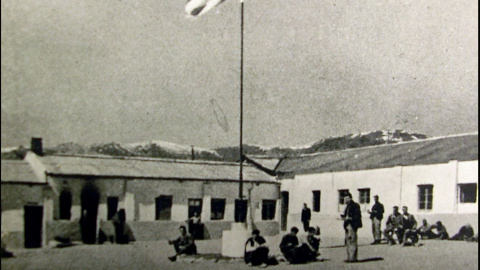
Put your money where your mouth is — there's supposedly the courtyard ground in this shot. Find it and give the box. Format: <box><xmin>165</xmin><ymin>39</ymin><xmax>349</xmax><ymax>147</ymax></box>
<box><xmin>2</xmin><ymin>236</ymin><xmax>478</xmax><ymax>270</ymax></box>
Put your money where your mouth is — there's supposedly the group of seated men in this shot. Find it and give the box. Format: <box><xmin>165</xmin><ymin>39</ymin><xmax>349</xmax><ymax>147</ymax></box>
<box><xmin>278</xmin><ymin>226</ymin><xmax>322</xmax><ymax>264</ymax></box>
<box><xmin>383</xmin><ymin>206</ymin><xmax>420</xmax><ymax>246</ymax></box>
<box><xmin>244</xmin><ymin>226</ymin><xmax>322</xmax><ymax>266</ymax></box>
<box><xmin>166</xmin><ymin>225</ymin><xmax>322</xmax><ymax>266</ymax></box>
<box><xmin>166</xmin><ymin>212</ymin><xmax>477</xmax><ymax>263</ymax></box>
<box><xmin>383</xmin><ymin>205</ymin><xmax>477</xmax><ymax>246</ymax></box>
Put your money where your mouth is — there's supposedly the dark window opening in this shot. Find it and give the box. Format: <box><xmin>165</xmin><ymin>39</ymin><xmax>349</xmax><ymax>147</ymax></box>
<box><xmin>358</xmin><ymin>188</ymin><xmax>370</xmax><ymax>204</ymax></box>
<box><xmin>234</xmin><ymin>199</ymin><xmax>247</xmax><ymax>222</ymax></box>
<box><xmin>312</xmin><ymin>190</ymin><xmax>321</xmax><ymax>212</ymax></box>
<box><xmin>59</xmin><ymin>191</ymin><xmax>72</xmax><ymax>220</ymax></box>
<box><xmin>418</xmin><ymin>185</ymin><xmax>433</xmax><ymax>210</ymax></box>
<box><xmin>262</xmin><ymin>200</ymin><xmax>276</xmax><ymax>220</ymax></box>
<box><xmin>188</xmin><ymin>198</ymin><xmax>203</xmax><ymax>219</ymax></box>
<box><xmin>107</xmin><ymin>197</ymin><xmax>119</xmax><ymax>220</ymax></box>
<box><xmin>155</xmin><ymin>195</ymin><xmax>172</xmax><ymax>220</ymax></box>
<box><xmin>338</xmin><ymin>189</ymin><xmax>350</xmax><ymax>205</ymax></box>
<box><xmin>459</xmin><ymin>183</ymin><xmax>477</xmax><ymax>203</ymax></box>
<box><xmin>211</xmin><ymin>198</ymin><xmax>226</xmax><ymax>220</ymax></box>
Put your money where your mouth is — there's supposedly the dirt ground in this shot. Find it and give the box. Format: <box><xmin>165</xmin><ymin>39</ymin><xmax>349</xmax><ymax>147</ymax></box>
<box><xmin>2</xmin><ymin>236</ymin><xmax>478</xmax><ymax>270</ymax></box>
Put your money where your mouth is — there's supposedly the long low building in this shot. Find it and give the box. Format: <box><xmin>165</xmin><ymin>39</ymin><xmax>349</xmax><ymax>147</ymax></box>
<box><xmin>275</xmin><ymin>133</ymin><xmax>478</xmax><ymax>240</ymax></box>
<box><xmin>2</xmin><ymin>150</ymin><xmax>281</xmax><ymax>248</ymax></box>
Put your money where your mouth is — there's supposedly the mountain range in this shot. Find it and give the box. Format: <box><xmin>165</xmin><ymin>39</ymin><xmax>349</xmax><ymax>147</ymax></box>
<box><xmin>1</xmin><ymin>130</ymin><xmax>427</xmax><ymax>161</ymax></box>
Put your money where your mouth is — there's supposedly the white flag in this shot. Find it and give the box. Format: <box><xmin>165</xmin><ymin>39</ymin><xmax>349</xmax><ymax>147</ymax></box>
<box><xmin>185</xmin><ymin>0</ymin><xmax>226</xmax><ymax>17</ymax></box>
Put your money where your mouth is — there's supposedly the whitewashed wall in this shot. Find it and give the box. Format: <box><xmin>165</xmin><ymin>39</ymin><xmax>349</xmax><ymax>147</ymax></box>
<box><xmin>281</xmin><ymin>160</ymin><xmax>478</xmax><ymax>240</ymax></box>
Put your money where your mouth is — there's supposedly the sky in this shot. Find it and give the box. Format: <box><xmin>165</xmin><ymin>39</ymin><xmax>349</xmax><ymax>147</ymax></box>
<box><xmin>1</xmin><ymin>0</ymin><xmax>478</xmax><ymax>149</ymax></box>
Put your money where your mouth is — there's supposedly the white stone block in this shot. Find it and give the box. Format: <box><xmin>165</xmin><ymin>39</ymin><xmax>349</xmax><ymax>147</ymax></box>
<box><xmin>172</xmin><ymin>204</ymin><xmax>188</xmax><ymax>222</ymax></box>
<box><xmin>71</xmin><ymin>205</ymin><xmax>81</xmax><ymax>220</ymax></box>
<box><xmin>1</xmin><ymin>210</ymin><xmax>23</xmax><ymax>232</ymax></box>
<box><xmin>139</xmin><ymin>203</ymin><xmax>155</xmax><ymax>221</ymax></box>
<box><xmin>125</xmin><ymin>193</ymin><xmax>135</xmax><ymax>221</ymax></box>
<box><xmin>221</xmin><ymin>223</ymin><xmax>249</xmax><ymax>258</ymax></box>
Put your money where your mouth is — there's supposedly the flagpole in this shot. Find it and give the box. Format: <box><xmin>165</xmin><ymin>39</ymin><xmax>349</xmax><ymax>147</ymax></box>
<box><xmin>239</xmin><ymin>0</ymin><xmax>244</xmax><ymax>201</ymax></box>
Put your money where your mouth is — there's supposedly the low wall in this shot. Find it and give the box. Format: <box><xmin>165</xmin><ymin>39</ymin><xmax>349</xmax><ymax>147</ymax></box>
<box><xmin>286</xmin><ymin>213</ymin><xmax>478</xmax><ymax>246</ymax></box>
<box><xmin>37</xmin><ymin>219</ymin><xmax>281</xmax><ymax>245</ymax></box>
<box><xmin>46</xmin><ymin>220</ymin><xmax>82</xmax><ymax>243</ymax></box>
<box><xmin>1</xmin><ymin>231</ymin><xmax>23</xmax><ymax>249</ymax></box>
<box><xmin>128</xmin><ymin>221</ymin><xmax>279</xmax><ymax>241</ymax></box>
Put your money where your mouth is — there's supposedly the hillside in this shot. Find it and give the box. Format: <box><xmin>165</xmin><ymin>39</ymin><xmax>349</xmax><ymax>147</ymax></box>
<box><xmin>215</xmin><ymin>130</ymin><xmax>427</xmax><ymax>161</ymax></box>
<box><xmin>1</xmin><ymin>130</ymin><xmax>427</xmax><ymax>161</ymax></box>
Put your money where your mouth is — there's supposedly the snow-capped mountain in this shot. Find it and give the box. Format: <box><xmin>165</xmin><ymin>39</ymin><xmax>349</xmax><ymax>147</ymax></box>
<box><xmin>1</xmin><ymin>130</ymin><xmax>427</xmax><ymax>161</ymax></box>
<box><xmin>215</xmin><ymin>130</ymin><xmax>427</xmax><ymax>161</ymax></box>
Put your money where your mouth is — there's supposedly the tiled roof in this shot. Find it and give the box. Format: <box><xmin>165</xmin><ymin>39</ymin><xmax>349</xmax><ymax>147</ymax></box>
<box><xmin>38</xmin><ymin>155</ymin><xmax>277</xmax><ymax>183</ymax></box>
<box><xmin>276</xmin><ymin>133</ymin><xmax>478</xmax><ymax>176</ymax></box>
<box><xmin>1</xmin><ymin>160</ymin><xmax>44</xmax><ymax>184</ymax></box>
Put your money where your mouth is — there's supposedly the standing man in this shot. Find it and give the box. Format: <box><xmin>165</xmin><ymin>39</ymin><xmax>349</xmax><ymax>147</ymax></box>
<box><xmin>367</xmin><ymin>195</ymin><xmax>384</xmax><ymax>245</ymax></box>
<box><xmin>301</xmin><ymin>203</ymin><xmax>311</xmax><ymax>232</ymax></box>
<box><xmin>340</xmin><ymin>192</ymin><xmax>362</xmax><ymax>263</ymax></box>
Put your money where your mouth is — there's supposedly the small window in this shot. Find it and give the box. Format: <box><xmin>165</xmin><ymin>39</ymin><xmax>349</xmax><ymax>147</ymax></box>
<box><xmin>107</xmin><ymin>197</ymin><xmax>119</xmax><ymax>220</ymax></box>
<box><xmin>156</xmin><ymin>195</ymin><xmax>173</xmax><ymax>220</ymax></box>
<box><xmin>235</xmin><ymin>199</ymin><xmax>247</xmax><ymax>223</ymax></box>
<box><xmin>338</xmin><ymin>189</ymin><xmax>350</xmax><ymax>205</ymax></box>
<box><xmin>188</xmin><ymin>199</ymin><xmax>203</xmax><ymax>219</ymax></box>
<box><xmin>458</xmin><ymin>183</ymin><xmax>477</xmax><ymax>203</ymax></box>
<box><xmin>262</xmin><ymin>200</ymin><xmax>276</xmax><ymax>220</ymax></box>
<box><xmin>418</xmin><ymin>185</ymin><xmax>433</xmax><ymax>210</ymax></box>
<box><xmin>59</xmin><ymin>190</ymin><xmax>72</xmax><ymax>220</ymax></box>
<box><xmin>211</xmin><ymin>198</ymin><xmax>226</xmax><ymax>220</ymax></box>
<box><xmin>312</xmin><ymin>191</ymin><xmax>321</xmax><ymax>212</ymax></box>
<box><xmin>358</xmin><ymin>188</ymin><xmax>370</xmax><ymax>204</ymax></box>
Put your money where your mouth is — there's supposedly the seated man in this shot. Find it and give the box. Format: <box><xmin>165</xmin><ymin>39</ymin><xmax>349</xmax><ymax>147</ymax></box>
<box><xmin>433</xmin><ymin>221</ymin><xmax>449</xmax><ymax>240</ymax></box>
<box><xmin>450</xmin><ymin>224</ymin><xmax>475</xmax><ymax>241</ymax></box>
<box><xmin>383</xmin><ymin>206</ymin><xmax>404</xmax><ymax>245</ymax></box>
<box><xmin>401</xmin><ymin>206</ymin><xmax>418</xmax><ymax>246</ymax></box>
<box><xmin>244</xmin><ymin>229</ymin><xmax>269</xmax><ymax>267</ymax></box>
<box><xmin>168</xmin><ymin>225</ymin><xmax>197</xmax><ymax>261</ymax></box>
<box><xmin>279</xmin><ymin>227</ymin><xmax>302</xmax><ymax>264</ymax></box>
<box><xmin>417</xmin><ymin>219</ymin><xmax>437</xmax><ymax>239</ymax></box>
<box><xmin>296</xmin><ymin>227</ymin><xmax>322</xmax><ymax>262</ymax></box>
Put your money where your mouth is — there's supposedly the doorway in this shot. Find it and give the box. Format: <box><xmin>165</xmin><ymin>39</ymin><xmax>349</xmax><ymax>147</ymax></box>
<box><xmin>281</xmin><ymin>191</ymin><xmax>289</xmax><ymax>231</ymax></box>
<box><xmin>24</xmin><ymin>205</ymin><xmax>43</xmax><ymax>248</ymax></box>
<box><xmin>80</xmin><ymin>183</ymin><xmax>100</xmax><ymax>244</ymax></box>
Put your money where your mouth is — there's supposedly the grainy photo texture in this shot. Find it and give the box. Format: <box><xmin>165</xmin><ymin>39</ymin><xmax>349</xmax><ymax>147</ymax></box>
<box><xmin>1</xmin><ymin>1</ymin><xmax>478</xmax><ymax>269</ymax></box>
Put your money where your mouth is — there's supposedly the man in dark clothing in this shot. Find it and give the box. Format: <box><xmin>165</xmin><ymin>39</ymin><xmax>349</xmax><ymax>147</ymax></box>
<box><xmin>401</xmin><ymin>206</ymin><xmax>418</xmax><ymax>246</ymax></box>
<box><xmin>279</xmin><ymin>227</ymin><xmax>301</xmax><ymax>264</ymax></box>
<box><xmin>168</xmin><ymin>225</ymin><xmax>197</xmax><ymax>261</ymax></box>
<box><xmin>367</xmin><ymin>195</ymin><xmax>384</xmax><ymax>245</ymax></box>
<box><xmin>450</xmin><ymin>224</ymin><xmax>475</xmax><ymax>241</ymax></box>
<box><xmin>383</xmin><ymin>206</ymin><xmax>404</xmax><ymax>245</ymax></box>
<box><xmin>301</xmin><ymin>203</ymin><xmax>311</xmax><ymax>232</ymax></box>
<box><xmin>296</xmin><ymin>227</ymin><xmax>322</xmax><ymax>262</ymax></box>
<box><xmin>112</xmin><ymin>209</ymin><xmax>135</xmax><ymax>244</ymax></box>
<box><xmin>244</xmin><ymin>229</ymin><xmax>269</xmax><ymax>267</ymax></box>
<box><xmin>340</xmin><ymin>192</ymin><xmax>362</xmax><ymax>262</ymax></box>
<box><xmin>433</xmin><ymin>221</ymin><xmax>449</xmax><ymax>240</ymax></box>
